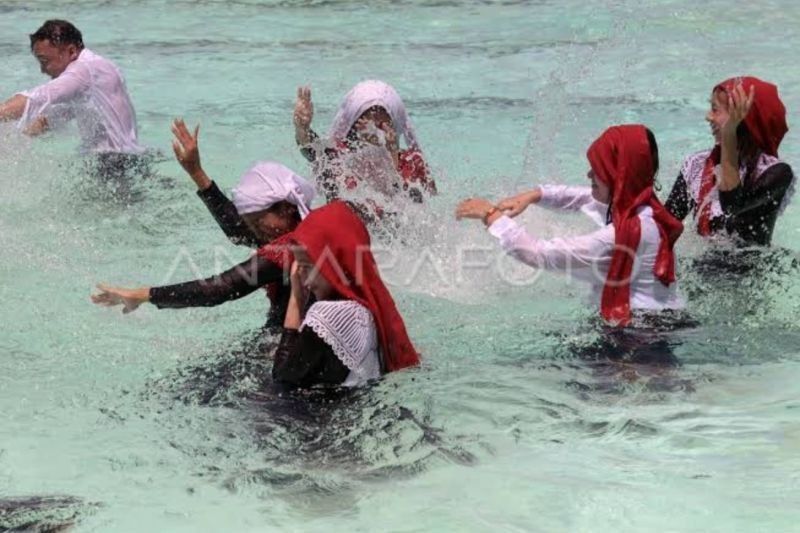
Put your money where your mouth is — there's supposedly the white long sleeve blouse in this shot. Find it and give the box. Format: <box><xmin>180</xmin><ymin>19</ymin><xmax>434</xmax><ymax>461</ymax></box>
<box><xmin>488</xmin><ymin>184</ymin><xmax>684</xmax><ymax>311</ymax></box>
<box><xmin>17</xmin><ymin>48</ymin><xmax>143</xmax><ymax>154</ymax></box>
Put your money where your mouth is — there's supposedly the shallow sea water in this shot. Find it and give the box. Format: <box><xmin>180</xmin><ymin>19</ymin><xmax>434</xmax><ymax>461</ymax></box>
<box><xmin>2</xmin><ymin>1</ymin><xmax>800</xmax><ymax>531</ymax></box>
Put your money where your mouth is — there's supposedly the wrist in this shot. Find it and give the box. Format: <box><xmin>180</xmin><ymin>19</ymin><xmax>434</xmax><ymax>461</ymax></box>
<box><xmin>135</xmin><ymin>287</ymin><xmax>151</xmax><ymax>302</ymax></box>
<box><xmin>482</xmin><ymin>206</ymin><xmax>502</xmax><ymax>226</ymax></box>
<box><xmin>295</xmin><ymin>126</ymin><xmax>311</xmax><ymax>142</ymax></box>
<box><xmin>190</xmin><ymin>169</ymin><xmax>212</xmax><ymax>190</ymax></box>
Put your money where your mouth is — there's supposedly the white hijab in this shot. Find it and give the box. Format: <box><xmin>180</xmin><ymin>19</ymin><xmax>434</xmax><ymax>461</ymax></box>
<box><xmin>328</xmin><ymin>80</ymin><xmax>421</xmax><ymax>152</ymax></box>
<box><xmin>231</xmin><ymin>161</ymin><xmax>315</xmax><ymax>217</ymax></box>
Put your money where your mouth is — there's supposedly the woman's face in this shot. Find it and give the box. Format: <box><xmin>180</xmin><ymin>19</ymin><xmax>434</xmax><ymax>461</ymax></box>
<box><xmin>293</xmin><ymin>247</ymin><xmax>336</xmax><ymax>300</ymax></box>
<box><xmin>353</xmin><ymin>106</ymin><xmax>394</xmax><ymax>144</ymax></box>
<box><xmin>242</xmin><ymin>206</ymin><xmax>297</xmax><ymax>244</ymax></box>
<box><xmin>705</xmin><ymin>89</ymin><xmax>729</xmax><ymax>144</ymax></box>
<box><xmin>587</xmin><ymin>169</ymin><xmax>611</xmax><ymax>204</ymax></box>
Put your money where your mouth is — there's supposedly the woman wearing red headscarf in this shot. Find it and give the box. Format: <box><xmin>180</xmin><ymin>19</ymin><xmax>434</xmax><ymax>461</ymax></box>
<box><xmin>457</xmin><ymin>125</ymin><xmax>684</xmax><ymax>327</ymax></box>
<box><xmin>271</xmin><ymin>201</ymin><xmax>419</xmax><ymax>387</ymax></box>
<box><xmin>665</xmin><ymin>77</ymin><xmax>793</xmax><ymax>246</ymax></box>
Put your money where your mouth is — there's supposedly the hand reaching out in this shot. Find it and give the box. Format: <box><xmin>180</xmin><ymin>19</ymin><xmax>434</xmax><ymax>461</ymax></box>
<box><xmin>91</xmin><ymin>284</ymin><xmax>150</xmax><ymax>314</ymax></box>
<box><xmin>496</xmin><ymin>189</ymin><xmax>542</xmax><ymax>218</ymax></box>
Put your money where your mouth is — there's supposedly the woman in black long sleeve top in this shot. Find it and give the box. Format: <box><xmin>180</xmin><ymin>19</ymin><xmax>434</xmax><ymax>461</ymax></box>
<box><xmin>91</xmin><ymin>120</ymin><xmax>314</xmax><ymax>330</ymax></box>
<box><xmin>664</xmin><ymin>76</ymin><xmax>793</xmax><ymax>247</ymax></box>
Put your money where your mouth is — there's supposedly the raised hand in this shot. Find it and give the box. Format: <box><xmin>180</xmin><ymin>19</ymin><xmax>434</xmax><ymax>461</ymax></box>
<box><xmin>171</xmin><ymin>118</ymin><xmax>211</xmax><ymax>189</ymax></box>
<box><xmin>721</xmin><ymin>83</ymin><xmax>755</xmax><ymax>141</ymax></box>
<box><xmin>171</xmin><ymin>118</ymin><xmax>201</xmax><ymax>174</ymax></box>
<box><xmin>90</xmin><ymin>284</ymin><xmax>150</xmax><ymax>314</ymax></box>
<box><xmin>294</xmin><ymin>86</ymin><xmax>314</xmax><ymax>144</ymax></box>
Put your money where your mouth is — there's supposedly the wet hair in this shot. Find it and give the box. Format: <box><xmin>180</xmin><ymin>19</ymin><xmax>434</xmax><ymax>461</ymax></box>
<box><xmin>29</xmin><ymin>20</ymin><xmax>84</xmax><ymax>50</ymax></box>
<box><xmin>645</xmin><ymin>127</ymin><xmax>659</xmax><ymax>177</ymax></box>
<box><xmin>266</xmin><ymin>200</ymin><xmax>302</xmax><ymax>225</ymax></box>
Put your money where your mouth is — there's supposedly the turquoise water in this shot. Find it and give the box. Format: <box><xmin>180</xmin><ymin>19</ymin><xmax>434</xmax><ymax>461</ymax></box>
<box><xmin>2</xmin><ymin>0</ymin><xmax>800</xmax><ymax>530</ymax></box>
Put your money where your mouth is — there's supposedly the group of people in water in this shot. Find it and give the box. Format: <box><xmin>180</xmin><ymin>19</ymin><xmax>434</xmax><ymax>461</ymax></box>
<box><xmin>1</xmin><ymin>20</ymin><xmax>794</xmax><ymax>390</ymax></box>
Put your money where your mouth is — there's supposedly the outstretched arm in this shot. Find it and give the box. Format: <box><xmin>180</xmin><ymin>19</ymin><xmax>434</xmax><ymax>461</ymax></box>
<box><xmin>91</xmin><ymin>254</ymin><xmax>285</xmax><ymax>313</ymax></box>
<box><xmin>0</xmin><ymin>94</ymin><xmax>27</xmax><ymax>121</ymax></box>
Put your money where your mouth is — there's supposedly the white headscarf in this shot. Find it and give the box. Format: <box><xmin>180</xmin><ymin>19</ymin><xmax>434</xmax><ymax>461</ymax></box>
<box><xmin>231</xmin><ymin>161</ymin><xmax>315</xmax><ymax>218</ymax></box>
<box><xmin>328</xmin><ymin>80</ymin><xmax>421</xmax><ymax>152</ymax></box>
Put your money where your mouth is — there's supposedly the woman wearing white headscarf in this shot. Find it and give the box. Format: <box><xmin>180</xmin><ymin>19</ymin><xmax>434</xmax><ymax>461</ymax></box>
<box><xmin>92</xmin><ymin>122</ymin><xmax>315</xmax><ymax>330</ymax></box>
<box><xmin>293</xmin><ymin>80</ymin><xmax>436</xmax><ymax>215</ymax></box>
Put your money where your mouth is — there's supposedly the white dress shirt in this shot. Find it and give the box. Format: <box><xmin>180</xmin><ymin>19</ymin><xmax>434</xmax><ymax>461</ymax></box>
<box><xmin>488</xmin><ymin>184</ymin><xmax>684</xmax><ymax>311</ymax></box>
<box><xmin>17</xmin><ymin>48</ymin><xmax>143</xmax><ymax>154</ymax></box>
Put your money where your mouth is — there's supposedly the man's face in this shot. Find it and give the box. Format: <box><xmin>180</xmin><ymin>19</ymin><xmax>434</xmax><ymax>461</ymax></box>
<box><xmin>32</xmin><ymin>39</ymin><xmax>79</xmax><ymax>78</ymax></box>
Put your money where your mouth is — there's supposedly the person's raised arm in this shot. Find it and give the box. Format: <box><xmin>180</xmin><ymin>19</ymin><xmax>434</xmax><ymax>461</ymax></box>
<box><xmin>171</xmin><ymin>119</ymin><xmax>260</xmax><ymax>248</ymax></box>
<box><xmin>272</xmin><ymin>263</ymin><xmax>349</xmax><ymax>386</ymax></box>
<box><xmin>294</xmin><ymin>85</ymin><xmax>314</xmax><ymax>147</ymax></box>
<box><xmin>719</xmin><ymin>84</ymin><xmax>755</xmax><ymax>192</ymax></box>
<box><xmin>172</xmin><ymin>118</ymin><xmax>211</xmax><ymax>191</ymax></box>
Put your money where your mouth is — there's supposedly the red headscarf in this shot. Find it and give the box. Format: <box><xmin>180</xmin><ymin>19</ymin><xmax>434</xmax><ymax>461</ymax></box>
<box><xmin>587</xmin><ymin>125</ymin><xmax>683</xmax><ymax>326</ymax></box>
<box><xmin>256</xmin><ymin>233</ymin><xmax>295</xmax><ymax>305</ymax></box>
<box><xmin>697</xmin><ymin>76</ymin><xmax>788</xmax><ymax>235</ymax></box>
<box><xmin>290</xmin><ymin>201</ymin><xmax>419</xmax><ymax>372</ymax></box>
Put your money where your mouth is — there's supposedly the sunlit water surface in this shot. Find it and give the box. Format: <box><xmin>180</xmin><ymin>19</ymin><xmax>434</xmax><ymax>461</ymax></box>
<box><xmin>2</xmin><ymin>1</ymin><xmax>800</xmax><ymax>531</ymax></box>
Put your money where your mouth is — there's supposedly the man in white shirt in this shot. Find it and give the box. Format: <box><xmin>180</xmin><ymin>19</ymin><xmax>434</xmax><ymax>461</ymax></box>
<box><xmin>0</xmin><ymin>20</ymin><xmax>145</xmax><ymax>176</ymax></box>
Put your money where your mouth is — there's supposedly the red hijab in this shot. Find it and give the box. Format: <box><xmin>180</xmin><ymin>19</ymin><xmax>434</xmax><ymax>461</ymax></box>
<box><xmin>291</xmin><ymin>201</ymin><xmax>419</xmax><ymax>372</ymax></box>
<box><xmin>256</xmin><ymin>233</ymin><xmax>295</xmax><ymax>305</ymax></box>
<box><xmin>697</xmin><ymin>76</ymin><xmax>788</xmax><ymax>235</ymax></box>
<box><xmin>587</xmin><ymin>125</ymin><xmax>683</xmax><ymax>326</ymax></box>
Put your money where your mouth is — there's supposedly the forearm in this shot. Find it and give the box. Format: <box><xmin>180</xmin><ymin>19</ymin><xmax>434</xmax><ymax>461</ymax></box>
<box><xmin>197</xmin><ymin>181</ymin><xmax>260</xmax><ymax>247</ymax></box>
<box><xmin>129</xmin><ymin>287</ymin><xmax>151</xmax><ymax>302</ymax></box>
<box><xmin>187</xmin><ymin>167</ymin><xmax>212</xmax><ymax>191</ymax></box>
<box><xmin>488</xmin><ymin>215</ymin><xmax>611</xmax><ymax>280</ymax></box>
<box><xmin>718</xmin><ymin>136</ymin><xmax>741</xmax><ymax>192</ymax></box>
<box><xmin>0</xmin><ymin>94</ymin><xmax>27</xmax><ymax>121</ymax></box>
<box><xmin>298</xmin><ymin>128</ymin><xmax>320</xmax><ymax>162</ymax></box>
<box><xmin>283</xmin><ymin>296</ymin><xmax>303</xmax><ymax>329</ymax></box>
<box><xmin>537</xmin><ymin>184</ymin><xmax>596</xmax><ymax>211</ymax></box>
<box><xmin>295</xmin><ymin>125</ymin><xmax>312</xmax><ymax>146</ymax></box>
<box><xmin>150</xmin><ymin>256</ymin><xmax>279</xmax><ymax>308</ymax></box>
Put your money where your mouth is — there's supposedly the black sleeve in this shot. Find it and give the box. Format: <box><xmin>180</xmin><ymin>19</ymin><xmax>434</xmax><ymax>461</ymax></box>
<box><xmin>299</xmin><ymin>129</ymin><xmax>321</xmax><ymax>163</ymax></box>
<box><xmin>664</xmin><ymin>173</ymin><xmax>693</xmax><ymax>221</ymax></box>
<box><xmin>272</xmin><ymin>328</ymin><xmax>350</xmax><ymax>387</ymax></box>
<box><xmin>149</xmin><ymin>255</ymin><xmax>284</xmax><ymax>309</ymax></box>
<box><xmin>196</xmin><ymin>181</ymin><xmax>260</xmax><ymax>248</ymax></box>
<box><xmin>719</xmin><ymin>163</ymin><xmax>793</xmax><ymax>245</ymax></box>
